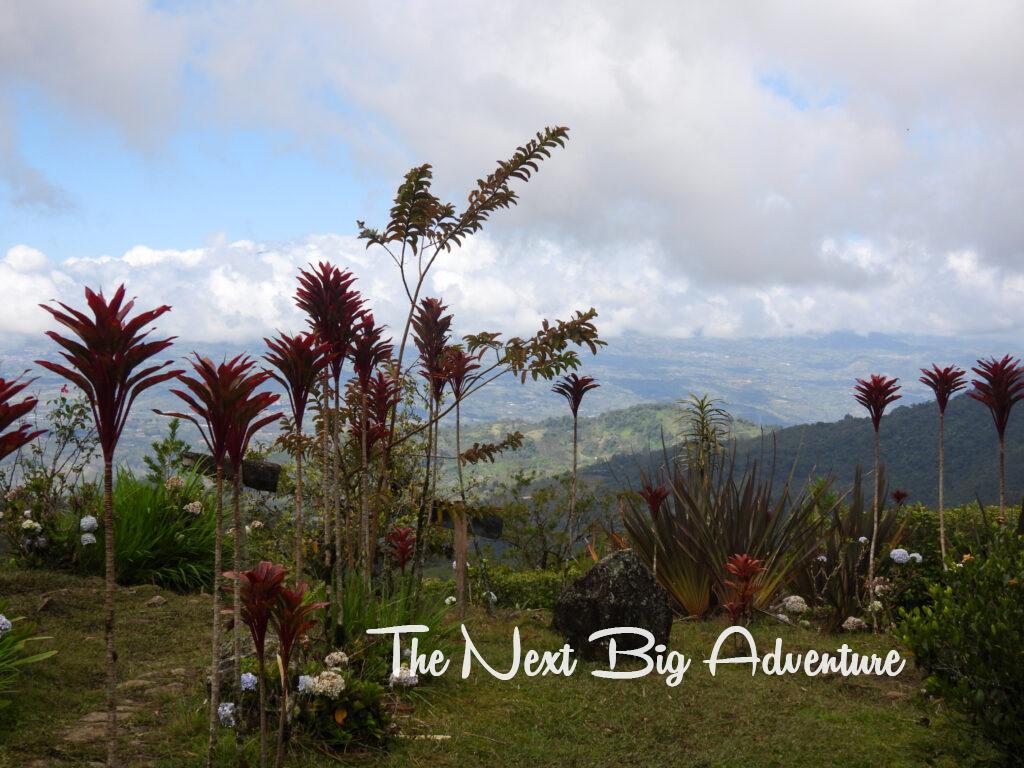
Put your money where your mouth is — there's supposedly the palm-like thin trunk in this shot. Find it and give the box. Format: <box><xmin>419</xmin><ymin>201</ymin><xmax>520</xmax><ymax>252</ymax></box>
<box><xmin>207</xmin><ymin>464</ymin><xmax>224</xmax><ymax>767</ymax></box>
<box><xmin>320</xmin><ymin>372</ymin><xmax>331</xmax><ymax>552</ymax></box>
<box><xmin>257</xmin><ymin>656</ymin><xmax>268</xmax><ymax>768</ymax></box>
<box><xmin>334</xmin><ymin>384</ymin><xmax>347</xmax><ymax>622</ymax></box>
<box><xmin>866</xmin><ymin>430</ymin><xmax>881</xmax><ymax>633</ymax></box>
<box><xmin>937</xmin><ymin>412</ymin><xmax>948</xmax><ymax>569</ymax></box>
<box><xmin>999</xmin><ymin>436</ymin><xmax>1006</xmax><ymax>519</ymax></box>
<box><xmin>275</xmin><ymin>662</ymin><xmax>288</xmax><ymax>768</ymax></box>
<box><xmin>293</xmin><ymin>449</ymin><xmax>304</xmax><ymax>576</ymax></box>
<box><xmin>359</xmin><ymin>389</ymin><xmax>370</xmax><ymax>587</ymax></box>
<box><xmin>103</xmin><ymin>459</ymin><xmax>118</xmax><ymax>767</ymax></box>
<box><xmin>232</xmin><ymin>470</ymin><xmax>242</xmax><ymax>695</ymax></box>
<box><xmin>412</xmin><ymin>399</ymin><xmax>435</xmax><ymax>591</ymax></box>
<box><xmin>567</xmin><ymin>414</ymin><xmax>579</xmax><ymax>564</ymax></box>
<box><xmin>454</xmin><ymin>402</ymin><xmax>468</xmax><ymax>617</ymax></box>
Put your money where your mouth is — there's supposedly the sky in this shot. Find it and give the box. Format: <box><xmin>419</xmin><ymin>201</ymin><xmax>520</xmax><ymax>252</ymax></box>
<box><xmin>2</xmin><ymin>1</ymin><xmax>1024</xmax><ymax>345</ymax></box>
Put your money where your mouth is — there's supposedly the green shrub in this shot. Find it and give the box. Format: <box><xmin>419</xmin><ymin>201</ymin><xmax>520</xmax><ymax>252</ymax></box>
<box><xmin>297</xmin><ymin>675</ymin><xmax>388</xmax><ymax>749</ymax></box>
<box><xmin>900</xmin><ymin>529</ymin><xmax>1024</xmax><ymax>762</ymax></box>
<box><xmin>472</xmin><ymin>563</ymin><xmax>586</xmax><ymax>609</ymax></box>
<box><xmin>0</xmin><ymin>602</ymin><xmax>56</xmax><ymax>710</ymax></box>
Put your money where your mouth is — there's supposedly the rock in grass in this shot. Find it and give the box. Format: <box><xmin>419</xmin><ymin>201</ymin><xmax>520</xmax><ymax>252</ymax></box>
<box><xmin>144</xmin><ymin>595</ymin><xmax>167</xmax><ymax>608</ymax></box>
<box><xmin>552</xmin><ymin>550</ymin><xmax>672</xmax><ymax>661</ymax></box>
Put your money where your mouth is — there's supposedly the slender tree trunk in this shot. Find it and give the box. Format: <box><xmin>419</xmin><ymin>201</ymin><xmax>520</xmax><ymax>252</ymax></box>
<box><xmin>320</xmin><ymin>372</ymin><xmax>331</xmax><ymax>553</ymax></box>
<box><xmin>257</xmin><ymin>656</ymin><xmax>268</xmax><ymax>768</ymax></box>
<box><xmin>999</xmin><ymin>435</ymin><xmax>1006</xmax><ymax>519</ymax></box>
<box><xmin>232</xmin><ymin>471</ymin><xmax>242</xmax><ymax>695</ymax></box>
<box><xmin>938</xmin><ymin>412</ymin><xmax>948</xmax><ymax>569</ymax></box>
<box><xmin>412</xmin><ymin>399</ymin><xmax>435</xmax><ymax>591</ymax></box>
<box><xmin>294</xmin><ymin>449</ymin><xmax>304</xmax><ymax>577</ymax></box>
<box><xmin>333</xmin><ymin>384</ymin><xmax>347</xmax><ymax>624</ymax></box>
<box><xmin>360</xmin><ymin>388</ymin><xmax>370</xmax><ymax>587</ymax></box>
<box><xmin>567</xmin><ymin>414</ymin><xmax>579</xmax><ymax>564</ymax></box>
<box><xmin>867</xmin><ymin>429</ymin><xmax>881</xmax><ymax>633</ymax></box>
<box><xmin>275</xmin><ymin>670</ymin><xmax>288</xmax><ymax>768</ymax></box>
<box><xmin>455</xmin><ymin>402</ymin><xmax>468</xmax><ymax>617</ymax></box>
<box><xmin>207</xmin><ymin>464</ymin><xmax>224</xmax><ymax>768</ymax></box>
<box><xmin>103</xmin><ymin>459</ymin><xmax>118</xmax><ymax>767</ymax></box>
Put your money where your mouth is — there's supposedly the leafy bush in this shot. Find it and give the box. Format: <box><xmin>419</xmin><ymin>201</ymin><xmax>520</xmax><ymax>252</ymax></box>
<box><xmin>0</xmin><ymin>603</ymin><xmax>56</xmax><ymax>709</ymax></box>
<box><xmin>470</xmin><ymin>563</ymin><xmax>586</xmax><ymax>609</ymax></box>
<box><xmin>901</xmin><ymin>529</ymin><xmax>1024</xmax><ymax>762</ymax></box>
<box><xmin>78</xmin><ymin>469</ymin><xmax>217</xmax><ymax>591</ymax></box>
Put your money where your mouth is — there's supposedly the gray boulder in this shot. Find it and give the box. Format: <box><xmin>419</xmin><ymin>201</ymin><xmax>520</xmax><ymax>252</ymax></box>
<box><xmin>552</xmin><ymin>550</ymin><xmax>672</xmax><ymax>660</ymax></box>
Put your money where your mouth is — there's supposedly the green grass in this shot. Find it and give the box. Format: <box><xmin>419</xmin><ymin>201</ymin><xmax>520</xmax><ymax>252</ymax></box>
<box><xmin>0</xmin><ymin>566</ymin><xmax>982</xmax><ymax>767</ymax></box>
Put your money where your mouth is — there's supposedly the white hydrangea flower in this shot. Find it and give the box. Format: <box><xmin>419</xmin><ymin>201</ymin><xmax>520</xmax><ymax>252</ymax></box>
<box><xmin>21</xmin><ymin>519</ymin><xmax>42</xmax><ymax>533</ymax></box>
<box><xmin>0</xmin><ymin>614</ymin><xmax>12</xmax><ymax>638</ymax></box>
<box><xmin>80</xmin><ymin>515</ymin><xmax>98</xmax><ymax>532</ymax></box>
<box><xmin>183</xmin><ymin>501</ymin><xmax>203</xmax><ymax>516</ymax></box>
<box><xmin>23</xmin><ymin>510</ymin><xmax>32</xmax><ymax>518</ymax></box>
<box><xmin>80</xmin><ymin>533</ymin><xmax>97</xmax><ymax>546</ymax></box>
<box><xmin>889</xmin><ymin>548</ymin><xmax>910</xmax><ymax>564</ymax></box>
<box><xmin>217</xmin><ymin>702</ymin><xmax>236</xmax><ymax>727</ymax></box>
<box><xmin>389</xmin><ymin>663</ymin><xmax>419</xmax><ymax>688</ymax></box>
<box><xmin>909</xmin><ymin>552</ymin><xmax>923</xmax><ymax>563</ymax></box>
<box><xmin>249</xmin><ymin>519</ymin><xmax>264</xmax><ymax>530</ymax></box>
<box><xmin>164</xmin><ymin>475</ymin><xmax>185</xmax><ymax>491</ymax></box>
<box><xmin>782</xmin><ymin>595</ymin><xmax>808</xmax><ymax>615</ymax></box>
<box><xmin>240</xmin><ymin>672</ymin><xmax>258</xmax><ymax>692</ymax></box>
<box><xmin>297</xmin><ymin>675</ymin><xmax>313</xmax><ymax>693</ymax></box>
<box><xmin>868</xmin><ymin>600</ymin><xmax>883</xmax><ymax>613</ymax></box>
<box><xmin>842</xmin><ymin>616</ymin><xmax>868</xmax><ymax>632</ymax></box>
<box><xmin>815</xmin><ymin>554</ymin><xmax>827</xmax><ymax>563</ymax></box>
<box><xmin>308</xmin><ymin>671</ymin><xmax>346</xmax><ymax>699</ymax></box>
<box><xmin>444</xmin><ymin>596</ymin><xmax>456</xmax><ymax>606</ymax></box>
<box><xmin>858</xmin><ymin>536</ymin><xmax>869</xmax><ymax>544</ymax></box>
<box><xmin>324</xmin><ymin>651</ymin><xmax>348</xmax><ymax>669</ymax></box>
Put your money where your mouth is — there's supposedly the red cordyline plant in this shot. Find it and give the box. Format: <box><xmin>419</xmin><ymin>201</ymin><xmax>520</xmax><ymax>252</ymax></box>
<box><xmin>349</xmin><ymin>313</ymin><xmax>393</xmax><ymax>583</ymax></box>
<box><xmin>37</xmin><ymin>285</ymin><xmax>179</xmax><ymax>768</ymax></box>
<box><xmin>638</xmin><ymin>475</ymin><xmax>670</xmax><ymax>577</ymax></box>
<box><xmin>0</xmin><ymin>375</ymin><xmax>45</xmax><ymax>460</ymax></box>
<box><xmin>386</xmin><ymin>526</ymin><xmax>416</xmax><ymax>574</ymax></box>
<box><xmin>853</xmin><ymin>373</ymin><xmax>900</xmax><ymax>632</ymax></box>
<box><xmin>920</xmin><ymin>364</ymin><xmax>967</xmax><ymax>567</ymax></box>
<box><xmin>722</xmin><ymin>554</ymin><xmax>764</xmax><ymax>625</ymax></box>
<box><xmin>442</xmin><ymin>345</ymin><xmax>483</xmax><ymax>613</ymax></box>
<box><xmin>969</xmin><ymin>355</ymin><xmax>1024</xmax><ymax>518</ymax></box>
<box><xmin>225</xmin><ymin>362</ymin><xmax>281</xmax><ymax>694</ymax></box>
<box><xmin>410</xmin><ymin>298</ymin><xmax>452</xmax><ymax>582</ymax></box>
<box><xmin>272</xmin><ymin>583</ymin><xmax>328</xmax><ymax>768</ymax></box>
<box><xmin>552</xmin><ymin>373</ymin><xmax>600</xmax><ymax>564</ymax></box>
<box><xmin>294</xmin><ymin>262</ymin><xmax>364</xmax><ymax>590</ymax></box>
<box><xmin>228</xmin><ymin>561</ymin><xmax>287</xmax><ymax>768</ymax></box>
<box><xmin>891</xmin><ymin>489</ymin><xmax>909</xmax><ymax>507</ymax></box>
<box><xmin>264</xmin><ymin>331</ymin><xmax>332</xmax><ymax>577</ymax></box>
<box><xmin>155</xmin><ymin>353</ymin><xmax>261</xmax><ymax>765</ymax></box>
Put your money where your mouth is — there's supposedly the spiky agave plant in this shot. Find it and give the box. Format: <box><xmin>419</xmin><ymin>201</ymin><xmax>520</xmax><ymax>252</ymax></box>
<box><xmin>442</xmin><ymin>345</ymin><xmax>483</xmax><ymax>613</ymax></box>
<box><xmin>853</xmin><ymin>373</ymin><xmax>901</xmax><ymax>630</ymax></box>
<box><xmin>919</xmin><ymin>364</ymin><xmax>966</xmax><ymax>567</ymax></box>
<box><xmin>37</xmin><ymin>285</ymin><xmax>179</xmax><ymax>767</ymax></box>
<box><xmin>348</xmin><ymin>313</ymin><xmax>393</xmax><ymax>584</ymax></box>
<box><xmin>264</xmin><ymin>332</ymin><xmax>331</xmax><ymax>577</ymax></box>
<box><xmin>271</xmin><ymin>583</ymin><xmax>328</xmax><ymax>768</ymax></box>
<box><xmin>295</xmin><ymin>263</ymin><xmax>364</xmax><ymax>574</ymax></box>
<box><xmin>229</xmin><ymin>561</ymin><xmax>287</xmax><ymax>768</ymax></box>
<box><xmin>224</xmin><ymin>363</ymin><xmax>281</xmax><ymax>695</ymax></box>
<box><xmin>969</xmin><ymin>355</ymin><xmax>1024</xmax><ymax>519</ymax></box>
<box><xmin>155</xmin><ymin>353</ymin><xmax>261</xmax><ymax>766</ymax></box>
<box><xmin>0</xmin><ymin>375</ymin><xmax>45</xmax><ymax>460</ymax></box>
<box><xmin>552</xmin><ymin>373</ymin><xmax>599</xmax><ymax>562</ymax></box>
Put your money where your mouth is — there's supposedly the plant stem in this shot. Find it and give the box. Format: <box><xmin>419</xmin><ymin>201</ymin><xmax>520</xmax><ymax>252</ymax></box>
<box><xmin>103</xmin><ymin>459</ymin><xmax>118</xmax><ymax>768</ymax></box>
<box><xmin>938</xmin><ymin>411</ymin><xmax>947</xmax><ymax>569</ymax></box>
<box><xmin>294</xmin><ymin>448</ymin><xmax>304</xmax><ymax>577</ymax></box>
<box><xmin>232</xmin><ymin>470</ymin><xmax>242</xmax><ymax>696</ymax></box>
<box><xmin>207</xmin><ymin>463</ymin><xmax>224</xmax><ymax>768</ymax></box>
<box><xmin>866</xmin><ymin>429</ymin><xmax>881</xmax><ymax>634</ymax></box>
<box><xmin>999</xmin><ymin>435</ymin><xmax>1006</xmax><ymax>518</ymax></box>
<box><xmin>258</xmin><ymin>656</ymin><xmax>267</xmax><ymax>768</ymax></box>
<box><xmin>454</xmin><ymin>401</ymin><xmax>468</xmax><ymax>617</ymax></box>
<box><xmin>275</xmin><ymin>662</ymin><xmax>288</xmax><ymax>768</ymax></box>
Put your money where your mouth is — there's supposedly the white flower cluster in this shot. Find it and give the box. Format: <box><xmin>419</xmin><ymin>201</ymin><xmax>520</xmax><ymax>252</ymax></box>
<box><xmin>0</xmin><ymin>614</ymin><xmax>12</xmax><ymax>638</ymax></box>
<box><xmin>21</xmin><ymin>519</ymin><xmax>42</xmax><ymax>534</ymax></box>
<box><xmin>889</xmin><ymin>548</ymin><xmax>922</xmax><ymax>564</ymax></box>
<box><xmin>240</xmin><ymin>672</ymin><xmax>258</xmax><ymax>692</ymax></box>
<box><xmin>444</xmin><ymin>596</ymin><xmax>456</xmax><ymax>606</ymax></box>
<box><xmin>324</xmin><ymin>651</ymin><xmax>348</xmax><ymax>669</ymax></box>
<box><xmin>389</xmin><ymin>664</ymin><xmax>419</xmax><ymax>688</ymax></box>
<box><xmin>298</xmin><ymin>670</ymin><xmax>345</xmax><ymax>699</ymax></box>
<box><xmin>80</xmin><ymin>533</ymin><xmax>97</xmax><ymax>546</ymax></box>
<box><xmin>183</xmin><ymin>501</ymin><xmax>203</xmax><ymax>516</ymax></box>
<box><xmin>868</xmin><ymin>600</ymin><xmax>883</xmax><ymax>613</ymax></box>
<box><xmin>782</xmin><ymin>595</ymin><xmax>808</xmax><ymax>615</ymax></box>
<box><xmin>858</xmin><ymin>536</ymin><xmax>869</xmax><ymax>544</ymax></box>
<box><xmin>217</xmin><ymin>702</ymin><xmax>236</xmax><ymax>727</ymax></box>
<box><xmin>164</xmin><ymin>475</ymin><xmax>185</xmax><ymax>491</ymax></box>
<box><xmin>79</xmin><ymin>515</ymin><xmax>98</xmax><ymax>532</ymax></box>
<box><xmin>815</xmin><ymin>554</ymin><xmax>827</xmax><ymax>564</ymax></box>
<box><xmin>842</xmin><ymin>616</ymin><xmax>868</xmax><ymax>632</ymax></box>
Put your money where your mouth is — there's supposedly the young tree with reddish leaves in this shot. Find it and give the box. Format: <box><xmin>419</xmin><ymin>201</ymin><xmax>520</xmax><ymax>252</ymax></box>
<box><xmin>264</xmin><ymin>332</ymin><xmax>332</xmax><ymax>577</ymax></box>
<box><xmin>969</xmin><ymin>355</ymin><xmax>1024</xmax><ymax>519</ymax></box>
<box><xmin>224</xmin><ymin>364</ymin><xmax>281</xmax><ymax>695</ymax></box>
<box><xmin>37</xmin><ymin>285</ymin><xmax>180</xmax><ymax>767</ymax></box>
<box><xmin>229</xmin><ymin>561</ymin><xmax>287</xmax><ymax>768</ymax></box>
<box><xmin>722</xmin><ymin>554</ymin><xmax>764</xmax><ymax>625</ymax></box>
<box><xmin>920</xmin><ymin>364</ymin><xmax>967</xmax><ymax>567</ymax></box>
<box><xmin>853</xmin><ymin>373</ymin><xmax>901</xmax><ymax>631</ymax></box>
<box><xmin>552</xmin><ymin>373</ymin><xmax>599</xmax><ymax>562</ymax></box>
<box><xmin>0</xmin><ymin>375</ymin><xmax>45</xmax><ymax>460</ymax></box>
<box><xmin>156</xmin><ymin>353</ymin><xmax>260</xmax><ymax>766</ymax></box>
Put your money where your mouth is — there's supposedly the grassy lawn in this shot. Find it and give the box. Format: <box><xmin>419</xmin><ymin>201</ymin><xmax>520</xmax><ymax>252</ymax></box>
<box><xmin>0</xmin><ymin>566</ymin><xmax>978</xmax><ymax>767</ymax></box>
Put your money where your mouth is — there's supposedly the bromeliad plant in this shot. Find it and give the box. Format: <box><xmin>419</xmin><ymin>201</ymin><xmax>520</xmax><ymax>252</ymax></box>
<box><xmin>920</xmin><ymin>364</ymin><xmax>966</xmax><ymax>567</ymax></box>
<box><xmin>969</xmin><ymin>356</ymin><xmax>1024</xmax><ymax>519</ymax></box>
<box><xmin>37</xmin><ymin>285</ymin><xmax>179</xmax><ymax>768</ymax></box>
<box><xmin>722</xmin><ymin>554</ymin><xmax>764</xmax><ymax>625</ymax></box>
<box><xmin>229</xmin><ymin>561</ymin><xmax>287</xmax><ymax>768</ymax></box>
<box><xmin>637</xmin><ymin>475</ymin><xmax>669</xmax><ymax>577</ymax></box>
<box><xmin>156</xmin><ymin>353</ymin><xmax>259</xmax><ymax>766</ymax></box>
<box><xmin>552</xmin><ymin>374</ymin><xmax>599</xmax><ymax>562</ymax></box>
<box><xmin>386</xmin><ymin>526</ymin><xmax>416</xmax><ymax>575</ymax></box>
<box><xmin>853</xmin><ymin>373</ymin><xmax>901</xmax><ymax>630</ymax></box>
<box><xmin>0</xmin><ymin>375</ymin><xmax>45</xmax><ymax>461</ymax></box>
